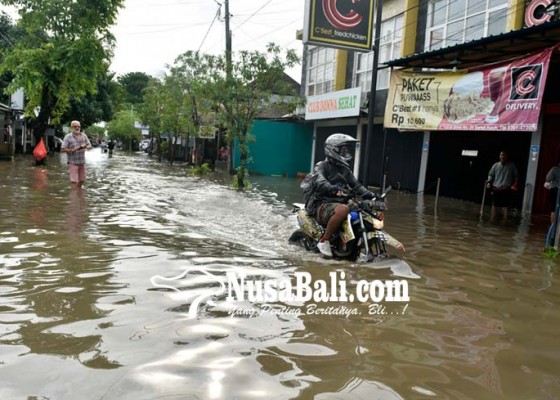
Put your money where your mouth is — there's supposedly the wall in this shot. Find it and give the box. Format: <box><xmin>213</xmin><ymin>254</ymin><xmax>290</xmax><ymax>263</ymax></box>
<box><xmin>359</xmin><ymin>125</ymin><xmax>424</xmax><ymax>190</ymax></box>
<box><xmin>234</xmin><ymin>120</ymin><xmax>313</xmax><ymax>177</ymax></box>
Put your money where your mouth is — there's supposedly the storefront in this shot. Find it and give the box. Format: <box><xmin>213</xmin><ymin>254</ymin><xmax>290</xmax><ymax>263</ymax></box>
<box><xmin>305</xmin><ymin>87</ymin><xmax>363</xmax><ymax>175</ymax></box>
<box><xmin>385</xmin><ymin>20</ymin><xmax>560</xmax><ymax>215</ymax></box>
<box><xmin>305</xmin><ymin>87</ymin><xmax>425</xmax><ymax>191</ymax></box>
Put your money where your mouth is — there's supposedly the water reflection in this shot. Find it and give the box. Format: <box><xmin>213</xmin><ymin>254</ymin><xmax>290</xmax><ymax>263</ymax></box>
<box><xmin>31</xmin><ymin>167</ymin><xmax>48</xmax><ymax>192</ymax></box>
<box><xmin>66</xmin><ymin>188</ymin><xmax>88</xmax><ymax>234</ymax></box>
<box><xmin>0</xmin><ymin>152</ymin><xmax>558</xmax><ymax>399</ymax></box>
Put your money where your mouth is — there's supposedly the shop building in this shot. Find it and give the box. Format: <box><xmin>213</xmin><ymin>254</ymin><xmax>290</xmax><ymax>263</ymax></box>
<box><xmin>300</xmin><ymin>0</ymin><xmax>560</xmax><ymax>215</ymax></box>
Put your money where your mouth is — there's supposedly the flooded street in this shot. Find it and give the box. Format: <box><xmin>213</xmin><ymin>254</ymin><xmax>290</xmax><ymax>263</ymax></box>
<box><xmin>0</xmin><ymin>149</ymin><xmax>558</xmax><ymax>400</ymax></box>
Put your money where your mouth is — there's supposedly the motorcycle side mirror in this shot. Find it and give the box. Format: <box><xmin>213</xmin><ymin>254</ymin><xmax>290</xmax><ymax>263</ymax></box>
<box><xmin>380</xmin><ymin>185</ymin><xmax>392</xmax><ymax>198</ymax></box>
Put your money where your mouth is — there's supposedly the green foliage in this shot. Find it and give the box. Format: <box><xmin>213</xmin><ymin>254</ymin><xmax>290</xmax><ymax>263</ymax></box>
<box><xmin>160</xmin><ymin>139</ymin><xmax>168</xmax><ymax>153</ymax></box>
<box><xmin>0</xmin><ymin>12</ymin><xmax>25</xmax><ymax>104</ymax></box>
<box><xmin>543</xmin><ymin>247</ymin><xmax>559</xmax><ymax>259</ymax></box>
<box><xmin>137</xmin><ymin>79</ymin><xmax>165</xmax><ymax>162</ymax></box>
<box><xmin>106</xmin><ymin>110</ymin><xmax>139</xmax><ymax>150</ymax></box>
<box><xmin>85</xmin><ymin>124</ymin><xmax>105</xmax><ymax>138</ymax></box>
<box><xmin>137</xmin><ymin>72</ymin><xmax>198</xmax><ymax>164</ymax></box>
<box><xmin>0</xmin><ymin>0</ymin><xmax>125</xmax><ymax>132</ymax></box>
<box><xmin>138</xmin><ymin>79</ymin><xmax>164</xmax><ymax>135</ymax></box>
<box><xmin>62</xmin><ymin>64</ymin><xmax>119</xmax><ymax>126</ymax></box>
<box><xmin>188</xmin><ymin>163</ymin><xmax>212</xmax><ymax>176</ymax></box>
<box><xmin>117</xmin><ymin>72</ymin><xmax>152</xmax><ymax>105</ymax></box>
<box><xmin>171</xmin><ymin>43</ymin><xmax>304</xmax><ymax>189</ymax></box>
<box><xmin>232</xmin><ymin>166</ymin><xmax>252</xmax><ymax>190</ymax></box>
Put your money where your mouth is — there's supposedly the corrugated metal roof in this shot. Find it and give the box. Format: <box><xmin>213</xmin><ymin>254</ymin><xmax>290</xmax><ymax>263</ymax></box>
<box><xmin>385</xmin><ymin>20</ymin><xmax>560</xmax><ymax>70</ymax></box>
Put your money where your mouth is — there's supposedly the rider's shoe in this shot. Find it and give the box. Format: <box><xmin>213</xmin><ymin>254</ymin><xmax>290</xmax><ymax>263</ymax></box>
<box><xmin>317</xmin><ymin>240</ymin><xmax>333</xmax><ymax>258</ymax></box>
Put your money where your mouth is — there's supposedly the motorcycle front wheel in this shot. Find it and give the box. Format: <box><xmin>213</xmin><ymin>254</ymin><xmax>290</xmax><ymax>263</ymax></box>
<box><xmin>360</xmin><ymin>238</ymin><xmax>389</xmax><ymax>262</ymax></box>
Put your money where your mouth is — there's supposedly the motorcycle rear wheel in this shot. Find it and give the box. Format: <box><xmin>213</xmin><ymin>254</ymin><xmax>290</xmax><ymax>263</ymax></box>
<box><xmin>288</xmin><ymin>230</ymin><xmax>316</xmax><ymax>251</ymax></box>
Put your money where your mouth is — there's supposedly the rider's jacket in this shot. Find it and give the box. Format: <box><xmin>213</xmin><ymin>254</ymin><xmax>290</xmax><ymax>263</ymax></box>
<box><xmin>305</xmin><ymin>158</ymin><xmax>369</xmax><ymax>216</ymax></box>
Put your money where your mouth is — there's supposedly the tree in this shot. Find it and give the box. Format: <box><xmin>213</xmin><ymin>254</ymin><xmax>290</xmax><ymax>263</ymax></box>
<box><xmin>138</xmin><ymin>74</ymin><xmax>198</xmax><ymax>164</ymax></box>
<box><xmin>106</xmin><ymin>110</ymin><xmax>139</xmax><ymax>151</ymax></box>
<box><xmin>0</xmin><ymin>0</ymin><xmax>125</xmax><ymax>136</ymax></box>
<box><xmin>62</xmin><ymin>64</ymin><xmax>120</xmax><ymax>127</ymax></box>
<box><xmin>85</xmin><ymin>124</ymin><xmax>105</xmax><ymax>140</ymax></box>
<box><xmin>160</xmin><ymin>74</ymin><xmax>198</xmax><ymax>165</ymax></box>
<box><xmin>172</xmin><ymin>43</ymin><xmax>304</xmax><ymax>189</ymax></box>
<box><xmin>0</xmin><ymin>12</ymin><xmax>25</xmax><ymax>105</ymax></box>
<box><xmin>117</xmin><ymin>71</ymin><xmax>152</xmax><ymax>106</ymax></box>
<box><xmin>137</xmin><ymin>79</ymin><xmax>165</xmax><ymax>162</ymax></box>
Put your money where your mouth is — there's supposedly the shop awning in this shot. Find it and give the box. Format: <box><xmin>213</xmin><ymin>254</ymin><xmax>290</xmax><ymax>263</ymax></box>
<box><xmin>385</xmin><ymin>20</ymin><xmax>560</xmax><ymax>70</ymax></box>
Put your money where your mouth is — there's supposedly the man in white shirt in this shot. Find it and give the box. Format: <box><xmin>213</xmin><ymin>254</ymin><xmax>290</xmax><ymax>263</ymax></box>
<box><xmin>61</xmin><ymin>121</ymin><xmax>92</xmax><ymax>189</ymax></box>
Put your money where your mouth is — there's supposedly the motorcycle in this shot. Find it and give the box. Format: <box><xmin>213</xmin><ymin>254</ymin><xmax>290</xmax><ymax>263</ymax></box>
<box><xmin>288</xmin><ymin>186</ymin><xmax>405</xmax><ymax>262</ymax></box>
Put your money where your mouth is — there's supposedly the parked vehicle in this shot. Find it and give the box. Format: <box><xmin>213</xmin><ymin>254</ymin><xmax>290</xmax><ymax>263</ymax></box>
<box><xmin>288</xmin><ymin>187</ymin><xmax>405</xmax><ymax>262</ymax></box>
<box><xmin>140</xmin><ymin>139</ymin><xmax>150</xmax><ymax>152</ymax></box>
<box><xmin>52</xmin><ymin>137</ymin><xmax>63</xmax><ymax>152</ymax></box>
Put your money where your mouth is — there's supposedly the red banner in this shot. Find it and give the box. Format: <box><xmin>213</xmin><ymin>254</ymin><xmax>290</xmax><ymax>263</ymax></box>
<box><xmin>438</xmin><ymin>47</ymin><xmax>554</xmax><ymax>131</ymax></box>
<box><xmin>384</xmin><ymin>46</ymin><xmax>555</xmax><ymax>132</ymax></box>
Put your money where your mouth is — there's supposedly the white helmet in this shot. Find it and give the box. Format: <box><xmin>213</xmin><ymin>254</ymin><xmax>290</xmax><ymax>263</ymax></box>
<box><xmin>324</xmin><ymin>133</ymin><xmax>357</xmax><ymax>167</ymax></box>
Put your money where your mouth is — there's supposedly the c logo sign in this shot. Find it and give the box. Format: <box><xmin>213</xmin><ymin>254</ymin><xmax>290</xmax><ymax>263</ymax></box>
<box><xmin>516</xmin><ymin>70</ymin><xmax>537</xmax><ymax>96</ymax></box>
<box><xmin>323</xmin><ymin>0</ymin><xmax>362</xmax><ymax>30</ymax></box>
<box><xmin>510</xmin><ymin>64</ymin><xmax>542</xmax><ymax>100</ymax></box>
<box><xmin>525</xmin><ymin>0</ymin><xmax>553</xmax><ymax>27</ymax></box>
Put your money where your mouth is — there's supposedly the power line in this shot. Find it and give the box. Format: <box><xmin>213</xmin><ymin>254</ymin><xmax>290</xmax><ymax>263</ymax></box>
<box><xmin>233</xmin><ymin>0</ymin><xmax>275</xmax><ymax>31</ymax></box>
<box><xmin>235</xmin><ymin>17</ymin><xmax>302</xmax><ymax>48</ymax></box>
<box><xmin>198</xmin><ymin>5</ymin><xmax>221</xmax><ymax>52</ymax></box>
<box><xmin>340</xmin><ymin>0</ymin><xmax>524</xmax><ymax>74</ymax></box>
<box><xmin>0</xmin><ymin>29</ymin><xmax>14</xmax><ymax>47</ymax></box>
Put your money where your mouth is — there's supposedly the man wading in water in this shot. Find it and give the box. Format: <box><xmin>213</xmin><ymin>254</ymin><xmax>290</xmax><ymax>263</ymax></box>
<box><xmin>61</xmin><ymin>120</ymin><xmax>92</xmax><ymax>189</ymax></box>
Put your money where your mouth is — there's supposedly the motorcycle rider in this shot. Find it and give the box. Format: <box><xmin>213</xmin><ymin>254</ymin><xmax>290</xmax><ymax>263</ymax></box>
<box><xmin>305</xmin><ymin>133</ymin><xmax>375</xmax><ymax>258</ymax></box>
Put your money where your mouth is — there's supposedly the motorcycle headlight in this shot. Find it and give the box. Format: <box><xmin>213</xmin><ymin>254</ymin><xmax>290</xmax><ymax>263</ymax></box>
<box><xmin>370</xmin><ymin>200</ymin><xmax>387</xmax><ymax>211</ymax></box>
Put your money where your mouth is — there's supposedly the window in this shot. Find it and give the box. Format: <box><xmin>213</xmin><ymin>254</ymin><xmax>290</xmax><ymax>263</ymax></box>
<box><xmin>306</xmin><ymin>47</ymin><xmax>336</xmax><ymax>96</ymax></box>
<box><xmin>354</xmin><ymin>14</ymin><xmax>403</xmax><ymax>92</ymax></box>
<box><xmin>426</xmin><ymin>0</ymin><xmax>508</xmax><ymax>50</ymax></box>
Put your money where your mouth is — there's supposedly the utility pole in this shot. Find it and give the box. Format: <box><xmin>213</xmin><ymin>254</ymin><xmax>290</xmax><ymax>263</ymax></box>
<box><xmin>224</xmin><ymin>0</ymin><xmax>233</xmax><ymax>173</ymax></box>
<box><xmin>361</xmin><ymin>0</ymin><xmax>384</xmax><ymax>187</ymax></box>
<box><xmin>225</xmin><ymin>0</ymin><xmax>232</xmax><ymax>79</ymax></box>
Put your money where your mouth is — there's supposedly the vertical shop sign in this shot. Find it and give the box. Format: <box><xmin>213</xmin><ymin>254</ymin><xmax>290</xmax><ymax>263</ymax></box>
<box><xmin>303</xmin><ymin>0</ymin><xmax>375</xmax><ymax>51</ymax></box>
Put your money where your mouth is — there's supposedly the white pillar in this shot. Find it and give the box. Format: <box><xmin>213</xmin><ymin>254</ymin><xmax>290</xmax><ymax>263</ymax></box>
<box><xmin>354</xmin><ymin>122</ymin><xmax>363</xmax><ymax>178</ymax></box>
<box><xmin>417</xmin><ymin>131</ymin><xmax>430</xmax><ymax>193</ymax></box>
<box><xmin>310</xmin><ymin>123</ymin><xmax>317</xmax><ymax>172</ymax></box>
<box><xmin>522</xmin><ymin>114</ymin><xmax>543</xmax><ymax>216</ymax></box>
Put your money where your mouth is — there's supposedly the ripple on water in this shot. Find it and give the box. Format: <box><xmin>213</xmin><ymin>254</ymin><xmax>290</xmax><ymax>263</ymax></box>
<box><xmin>0</xmin><ymin>156</ymin><xmax>558</xmax><ymax>399</ymax></box>
<box><xmin>25</xmin><ymin>229</ymin><xmax>57</xmax><ymax>235</ymax></box>
<box><xmin>0</xmin><ymin>286</ymin><xmax>18</xmax><ymax>294</ymax></box>
<box><xmin>54</xmin><ymin>287</ymin><xmax>84</xmax><ymax>293</ymax></box>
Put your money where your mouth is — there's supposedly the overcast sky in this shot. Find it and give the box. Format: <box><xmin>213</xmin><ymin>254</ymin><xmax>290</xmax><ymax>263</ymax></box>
<box><xmin>1</xmin><ymin>0</ymin><xmax>306</xmax><ymax>82</ymax></box>
<box><xmin>110</xmin><ymin>0</ymin><xmax>305</xmax><ymax>81</ymax></box>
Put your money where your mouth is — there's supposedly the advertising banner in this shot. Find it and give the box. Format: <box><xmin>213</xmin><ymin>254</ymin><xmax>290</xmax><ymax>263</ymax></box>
<box><xmin>305</xmin><ymin>87</ymin><xmax>362</xmax><ymax>120</ymax></box>
<box><xmin>384</xmin><ymin>46</ymin><xmax>554</xmax><ymax>132</ymax></box>
<box><xmin>303</xmin><ymin>0</ymin><xmax>374</xmax><ymax>51</ymax></box>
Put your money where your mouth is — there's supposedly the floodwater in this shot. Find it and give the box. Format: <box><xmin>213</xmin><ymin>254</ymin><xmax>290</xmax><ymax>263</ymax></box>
<box><xmin>0</xmin><ymin>149</ymin><xmax>558</xmax><ymax>400</ymax></box>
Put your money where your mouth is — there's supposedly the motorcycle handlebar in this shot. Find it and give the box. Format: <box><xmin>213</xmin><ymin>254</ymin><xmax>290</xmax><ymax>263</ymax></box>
<box><xmin>340</xmin><ymin>188</ymin><xmax>390</xmax><ymax>210</ymax></box>
<box><xmin>363</xmin><ymin>199</ymin><xmax>388</xmax><ymax>211</ymax></box>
